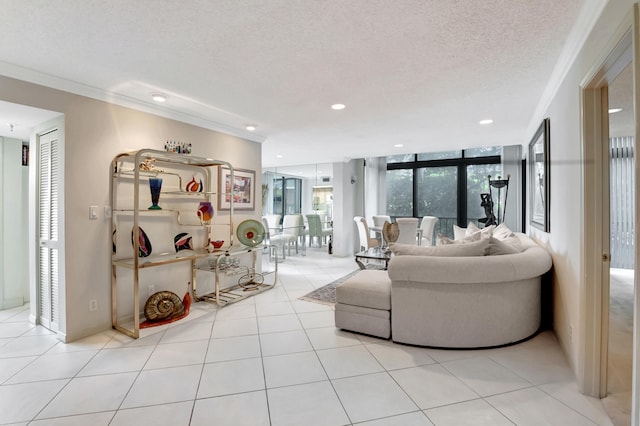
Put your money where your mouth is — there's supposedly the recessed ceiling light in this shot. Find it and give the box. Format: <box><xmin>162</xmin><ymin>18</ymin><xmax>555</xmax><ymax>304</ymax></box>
<box><xmin>608</xmin><ymin>108</ymin><xmax>623</xmax><ymax>114</ymax></box>
<box><xmin>276</xmin><ymin>154</ymin><xmax>283</xmax><ymax>158</ymax></box>
<box><xmin>331</xmin><ymin>103</ymin><xmax>346</xmax><ymax>110</ymax></box>
<box><xmin>394</xmin><ymin>144</ymin><xmax>404</xmax><ymax>148</ymax></box>
<box><xmin>479</xmin><ymin>119</ymin><xmax>493</xmax><ymax>125</ymax></box>
<box><xmin>152</xmin><ymin>93</ymin><xmax>167</xmax><ymax>102</ymax></box>
<box><xmin>245</xmin><ymin>125</ymin><xmax>256</xmax><ymax>132</ymax></box>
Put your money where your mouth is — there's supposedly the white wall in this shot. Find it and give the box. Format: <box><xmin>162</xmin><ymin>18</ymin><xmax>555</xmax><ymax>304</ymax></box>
<box><xmin>529</xmin><ymin>0</ymin><xmax>634</xmax><ymax>379</ymax></box>
<box><xmin>0</xmin><ymin>76</ymin><xmax>262</xmax><ymax>341</ymax></box>
<box><xmin>0</xmin><ymin>137</ymin><xmax>29</xmax><ymax>309</ymax></box>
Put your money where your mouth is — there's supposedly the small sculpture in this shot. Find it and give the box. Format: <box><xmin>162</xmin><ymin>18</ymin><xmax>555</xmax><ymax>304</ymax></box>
<box><xmin>479</xmin><ymin>193</ymin><xmax>497</xmax><ymax>226</ymax></box>
<box><xmin>140</xmin><ymin>283</ymin><xmax>192</xmax><ymax>328</ymax></box>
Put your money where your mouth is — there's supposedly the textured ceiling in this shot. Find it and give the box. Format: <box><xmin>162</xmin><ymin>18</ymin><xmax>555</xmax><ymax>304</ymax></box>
<box><xmin>0</xmin><ymin>1</ymin><xmax>588</xmax><ymax>166</ymax></box>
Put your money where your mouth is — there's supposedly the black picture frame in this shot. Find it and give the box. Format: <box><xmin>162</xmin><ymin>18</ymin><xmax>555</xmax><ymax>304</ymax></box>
<box><xmin>528</xmin><ymin>118</ymin><xmax>550</xmax><ymax>232</ymax></box>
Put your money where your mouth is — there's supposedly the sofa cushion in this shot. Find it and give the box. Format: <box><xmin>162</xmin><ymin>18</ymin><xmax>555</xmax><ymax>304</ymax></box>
<box><xmin>390</xmin><ymin>238</ymin><xmax>489</xmax><ymax>257</ymax></box>
<box><xmin>486</xmin><ymin>237</ymin><xmax>522</xmax><ymax>255</ymax></box>
<box><xmin>336</xmin><ymin>270</ymin><xmax>391</xmax><ymax>310</ymax></box>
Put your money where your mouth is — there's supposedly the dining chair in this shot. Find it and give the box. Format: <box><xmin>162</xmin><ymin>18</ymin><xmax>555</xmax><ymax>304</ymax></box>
<box><xmin>270</xmin><ymin>214</ymin><xmax>302</xmax><ymax>257</ymax></box>
<box><xmin>306</xmin><ymin>214</ymin><xmax>332</xmax><ymax>247</ymax></box>
<box><xmin>372</xmin><ymin>215</ymin><xmax>392</xmax><ymax>227</ymax></box>
<box><xmin>354</xmin><ymin>216</ymin><xmax>379</xmax><ymax>251</ymax></box>
<box><xmin>419</xmin><ymin>216</ymin><xmax>439</xmax><ymax>246</ymax></box>
<box><xmin>395</xmin><ymin>217</ymin><xmax>419</xmax><ymax>245</ymax></box>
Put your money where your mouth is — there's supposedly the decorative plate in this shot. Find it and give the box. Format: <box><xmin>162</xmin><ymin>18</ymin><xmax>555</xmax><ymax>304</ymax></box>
<box><xmin>236</xmin><ymin>219</ymin><xmax>265</xmax><ymax>247</ymax></box>
<box><xmin>131</xmin><ymin>226</ymin><xmax>152</xmax><ymax>257</ymax></box>
<box><xmin>174</xmin><ymin>232</ymin><xmax>193</xmax><ymax>252</ymax></box>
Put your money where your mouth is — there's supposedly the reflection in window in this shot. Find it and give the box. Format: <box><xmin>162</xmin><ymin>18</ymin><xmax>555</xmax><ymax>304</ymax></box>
<box><xmin>417</xmin><ymin>167</ymin><xmax>458</xmax><ymax>238</ymax></box>
<box><xmin>387</xmin><ymin>154</ymin><xmax>415</xmax><ymax>164</ymax></box>
<box><xmin>386</xmin><ymin>169</ymin><xmax>413</xmax><ymax>216</ymax></box>
<box><xmin>417</xmin><ymin>150</ymin><xmax>462</xmax><ymax>161</ymax></box>
<box><xmin>465</xmin><ymin>146</ymin><xmax>502</xmax><ymax>158</ymax></box>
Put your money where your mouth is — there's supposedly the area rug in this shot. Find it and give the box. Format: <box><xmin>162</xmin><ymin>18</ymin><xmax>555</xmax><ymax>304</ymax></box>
<box><xmin>299</xmin><ymin>270</ymin><xmax>360</xmax><ymax>305</ymax></box>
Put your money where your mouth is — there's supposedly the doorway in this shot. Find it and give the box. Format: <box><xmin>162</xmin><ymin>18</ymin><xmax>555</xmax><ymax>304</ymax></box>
<box><xmin>0</xmin><ymin>101</ymin><xmax>63</xmax><ymax>335</ymax></box>
<box><xmin>581</xmin><ymin>18</ymin><xmax>638</xmax><ymax>426</ymax></box>
<box><xmin>604</xmin><ymin>61</ymin><xmax>635</xmax><ymax>425</ymax></box>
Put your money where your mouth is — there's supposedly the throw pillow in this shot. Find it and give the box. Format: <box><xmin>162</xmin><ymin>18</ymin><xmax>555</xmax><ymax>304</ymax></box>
<box><xmin>467</xmin><ymin>222</ymin><xmax>495</xmax><ymax>239</ymax></box>
<box><xmin>437</xmin><ymin>234</ymin><xmax>457</xmax><ymax>245</ymax></box>
<box><xmin>453</xmin><ymin>224</ymin><xmax>466</xmax><ymax>241</ymax></box>
<box><xmin>493</xmin><ymin>223</ymin><xmax>515</xmax><ymax>240</ymax></box>
<box><xmin>390</xmin><ymin>238</ymin><xmax>490</xmax><ymax>257</ymax></box>
<box><xmin>486</xmin><ymin>237</ymin><xmax>522</xmax><ymax>255</ymax></box>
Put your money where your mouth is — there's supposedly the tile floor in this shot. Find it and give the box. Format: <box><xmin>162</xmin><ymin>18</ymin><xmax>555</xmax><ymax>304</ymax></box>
<box><xmin>0</xmin><ymin>248</ymin><xmax>614</xmax><ymax>425</ymax></box>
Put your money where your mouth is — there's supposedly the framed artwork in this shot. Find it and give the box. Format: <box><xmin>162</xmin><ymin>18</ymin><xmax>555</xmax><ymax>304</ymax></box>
<box><xmin>528</xmin><ymin>118</ymin><xmax>550</xmax><ymax>232</ymax></box>
<box><xmin>218</xmin><ymin>167</ymin><xmax>255</xmax><ymax>211</ymax></box>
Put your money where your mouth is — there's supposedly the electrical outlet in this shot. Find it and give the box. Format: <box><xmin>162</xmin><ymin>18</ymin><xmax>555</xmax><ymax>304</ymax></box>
<box><xmin>89</xmin><ymin>299</ymin><xmax>98</xmax><ymax>311</ymax></box>
<box><xmin>148</xmin><ymin>285</ymin><xmax>155</xmax><ymax>297</ymax></box>
<box><xmin>569</xmin><ymin>325</ymin><xmax>572</xmax><ymax>340</ymax></box>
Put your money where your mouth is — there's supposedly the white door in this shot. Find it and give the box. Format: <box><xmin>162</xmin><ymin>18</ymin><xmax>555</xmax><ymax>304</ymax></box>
<box><xmin>37</xmin><ymin>128</ymin><xmax>60</xmax><ymax>331</ymax></box>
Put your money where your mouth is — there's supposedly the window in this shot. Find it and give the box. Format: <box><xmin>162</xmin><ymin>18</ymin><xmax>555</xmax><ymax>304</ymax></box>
<box><xmin>386</xmin><ymin>147</ymin><xmax>502</xmax><ymax>238</ymax></box>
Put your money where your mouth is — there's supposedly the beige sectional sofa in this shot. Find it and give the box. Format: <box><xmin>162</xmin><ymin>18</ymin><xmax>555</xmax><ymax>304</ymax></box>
<box><xmin>335</xmin><ymin>230</ymin><xmax>553</xmax><ymax>349</ymax></box>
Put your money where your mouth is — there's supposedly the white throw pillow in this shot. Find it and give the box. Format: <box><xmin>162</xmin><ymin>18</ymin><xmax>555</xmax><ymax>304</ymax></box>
<box><xmin>390</xmin><ymin>238</ymin><xmax>490</xmax><ymax>257</ymax></box>
<box><xmin>493</xmin><ymin>223</ymin><xmax>515</xmax><ymax>240</ymax></box>
<box><xmin>453</xmin><ymin>225</ymin><xmax>467</xmax><ymax>241</ymax></box>
<box><xmin>436</xmin><ymin>234</ymin><xmax>456</xmax><ymax>245</ymax></box>
<box><xmin>467</xmin><ymin>222</ymin><xmax>495</xmax><ymax>239</ymax></box>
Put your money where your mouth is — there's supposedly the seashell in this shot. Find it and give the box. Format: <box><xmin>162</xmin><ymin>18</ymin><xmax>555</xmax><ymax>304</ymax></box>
<box><xmin>144</xmin><ymin>291</ymin><xmax>185</xmax><ymax>321</ymax></box>
<box><xmin>382</xmin><ymin>221</ymin><xmax>399</xmax><ymax>244</ymax></box>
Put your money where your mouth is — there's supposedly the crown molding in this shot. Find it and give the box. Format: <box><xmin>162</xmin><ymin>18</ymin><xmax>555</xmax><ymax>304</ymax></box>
<box><xmin>0</xmin><ymin>61</ymin><xmax>267</xmax><ymax>144</ymax></box>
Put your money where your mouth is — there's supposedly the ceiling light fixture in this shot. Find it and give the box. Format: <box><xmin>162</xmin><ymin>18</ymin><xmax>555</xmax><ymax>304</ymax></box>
<box><xmin>394</xmin><ymin>144</ymin><xmax>403</xmax><ymax>148</ymax></box>
<box><xmin>245</xmin><ymin>125</ymin><xmax>256</xmax><ymax>132</ymax></box>
<box><xmin>152</xmin><ymin>93</ymin><xmax>167</xmax><ymax>102</ymax></box>
<box><xmin>608</xmin><ymin>108</ymin><xmax>623</xmax><ymax>114</ymax></box>
<box><xmin>331</xmin><ymin>103</ymin><xmax>346</xmax><ymax>110</ymax></box>
<box><xmin>276</xmin><ymin>154</ymin><xmax>283</xmax><ymax>158</ymax></box>
<box><xmin>479</xmin><ymin>119</ymin><xmax>493</xmax><ymax>125</ymax></box>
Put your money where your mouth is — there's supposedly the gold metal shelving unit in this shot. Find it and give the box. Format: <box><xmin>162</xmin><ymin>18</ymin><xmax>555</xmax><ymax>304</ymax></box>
<box><xmin>110</xmin><ymin>149</ymin><xmax>236</xmax><ymax>338</ymax></box>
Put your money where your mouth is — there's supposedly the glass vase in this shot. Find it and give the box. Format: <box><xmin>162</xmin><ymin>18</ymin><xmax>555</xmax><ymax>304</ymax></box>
<box><xmin>148</xmin><ymin>177</ymin><xmax>163</xmax><ymax>210</ymax></box>
<box><xmin>197</xmin><ymin>201</ymin><xmax>214</xmax><ymax>224</ymax></box>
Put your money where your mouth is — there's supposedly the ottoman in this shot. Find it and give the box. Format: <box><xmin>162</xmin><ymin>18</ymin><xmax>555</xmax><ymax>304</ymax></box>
<box><xmin>335</xmin><ymin>270</ymin><xmax>391</xmax><ymax>338</ymax></box>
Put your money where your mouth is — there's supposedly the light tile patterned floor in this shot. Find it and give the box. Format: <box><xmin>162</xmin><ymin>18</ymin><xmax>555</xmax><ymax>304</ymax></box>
<box><xmin>0</xmin><ymin>248</ymin><xmax>614</xmax><ymax>425</ymax></box>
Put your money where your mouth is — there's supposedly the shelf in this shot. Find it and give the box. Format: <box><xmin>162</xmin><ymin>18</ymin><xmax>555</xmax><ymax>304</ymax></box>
<box><xmin>113</xmin><ymin>248</ymin><xmax>210</xmax><ymax>269</ymax></box>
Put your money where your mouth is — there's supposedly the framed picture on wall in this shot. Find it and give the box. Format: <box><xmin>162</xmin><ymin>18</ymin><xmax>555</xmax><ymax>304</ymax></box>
<box><xmin>528</xmin><ymin>118</ymin><xmax>550</xmax><ymax>232</ymax></box>
<box><xmin>218</xmin><ymin>167</ymin><xmax>255</xmax><ymax>211</ymax></box>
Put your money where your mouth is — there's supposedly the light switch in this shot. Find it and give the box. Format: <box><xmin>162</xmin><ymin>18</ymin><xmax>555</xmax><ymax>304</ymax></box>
<box><xmin>89</xmin><ymin>206</ymin><xmax>98</xmax><ymax>220</ymax></box>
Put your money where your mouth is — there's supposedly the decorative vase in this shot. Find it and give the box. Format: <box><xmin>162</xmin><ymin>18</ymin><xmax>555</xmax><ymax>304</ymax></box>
<box><xmin>197</xmin><ymin>201</ymin><xmax>214</xmax><ymax>224</ymax></box>
<box><xmin>148</xmin><ymin>177</ymin><xmax>163</xmax><ymax>210</ymax></box>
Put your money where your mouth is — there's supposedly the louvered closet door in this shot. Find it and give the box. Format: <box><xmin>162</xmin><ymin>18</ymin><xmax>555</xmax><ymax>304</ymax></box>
<box><xmin>37</xmin><ymin>129</ymin><xmax>60</xmax><ymax>331</ymax></box>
